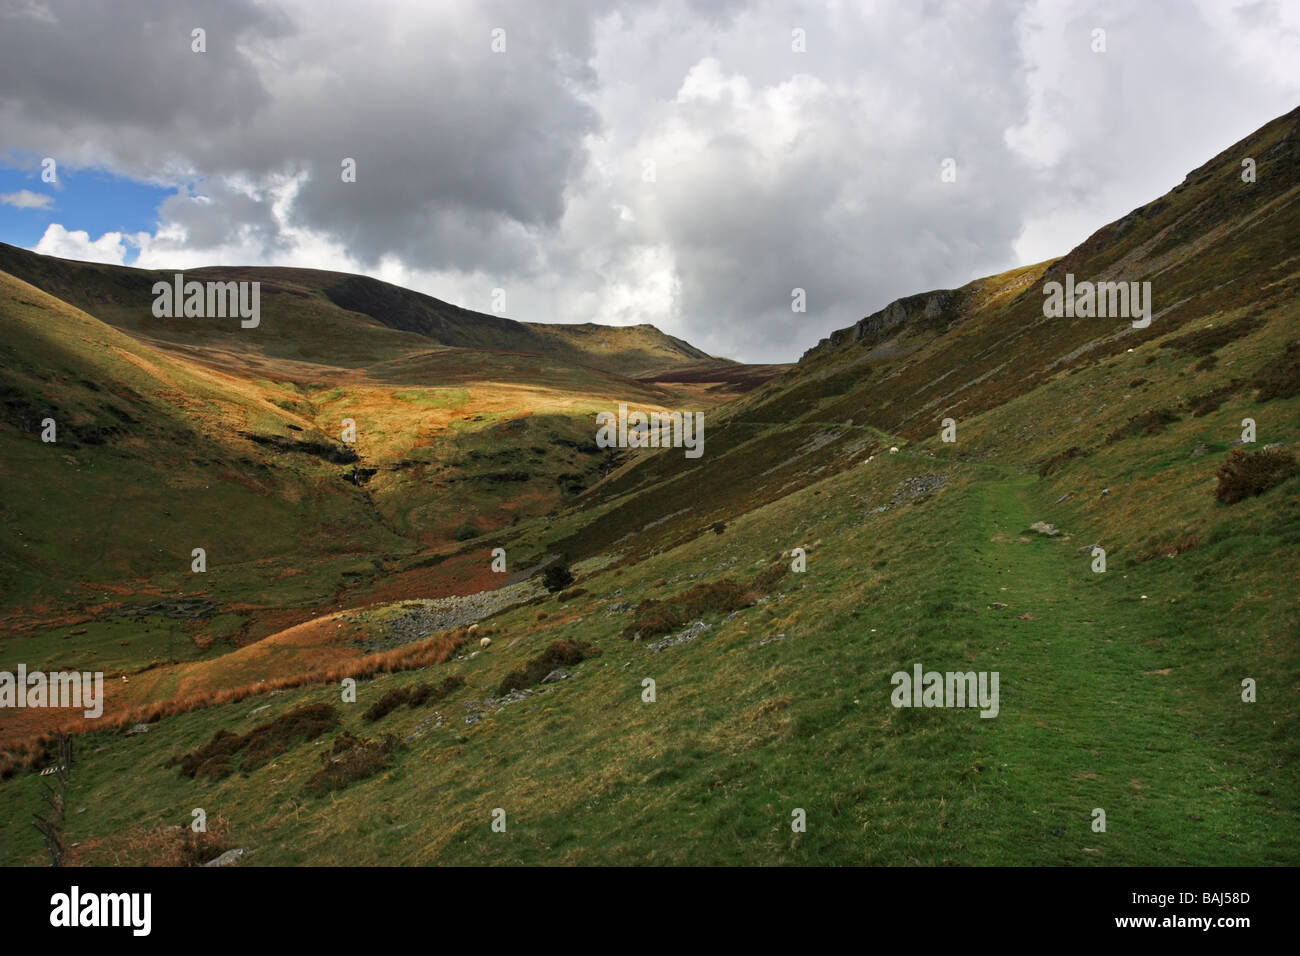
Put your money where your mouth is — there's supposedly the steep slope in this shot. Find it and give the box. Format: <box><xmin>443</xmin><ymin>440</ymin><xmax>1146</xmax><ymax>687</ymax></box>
<box><xmin>544</xmin><ymin>104</ymin><xmax>1300</xmax><ymax>564</ymax></box>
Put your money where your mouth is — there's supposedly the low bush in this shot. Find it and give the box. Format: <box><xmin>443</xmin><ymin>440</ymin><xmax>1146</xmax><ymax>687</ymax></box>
<box><xmin>363</xmin><ymin>688</ymin><xmax>411</xmax><ymax>722</ymax></box>
<box><xmin>1160</xmin><ymin>315</ymin><xmax>1262</xmax><ymax>357</ymax></box>
<box><xmin>623</xmin><ymin>561</ymin><xmax>790</xmax><ymax>641</ymax></box>
<box><xmin>407</xmin><ymin>675</ymin><xmax>464</xmax><ymax>708</ymax></box>
<box><xmin>303</xmin><ymin>731</ymin><xmax>400</xmax><ymax>796</ymax></box>
<box><xmin>241</xmin><ymin>703</ymin><xmax>339</xmax><ymax>772</ymax></box>
<box><xmin>1186</xmin><ymin>381</ymin><xmax>1243</xmax><ymax>417</ymax></box>
<box><xmin>1252</xmin><ymin>340</ymin><xmax>1300</xmax><ymax>401</ymax></box>
<box><xmin>171</xmin><ymin>703</ymin><xmax>339</xmax><ymax>780</ymax></box>
<box><xmin>1214</xmin><ymin>447</ymin><xmax>1298</xmax><ymax>504</ymax></box>
<box><xmin>1038</xmin><ymin>446</ymin><xmax>1085</xmax><ymax>477</ymax></box>
<box><xmin>543</xmin><ymin>563</ymin><xmax>574</xmax><ymax>592</ymax></box>
<box><xmin>497</xmin><ymin>640</ymin><xmax>600</xmax><ymax>696</ymax></box>
<box><xmin>1105</xmin><ymin>408</ymin><xmax>1180</xmax><ymax>444</ymax></box>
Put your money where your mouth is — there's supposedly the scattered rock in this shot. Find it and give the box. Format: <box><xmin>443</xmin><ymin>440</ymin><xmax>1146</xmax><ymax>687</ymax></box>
<box><xmin>203</xmin><ymin>848</ymin><xmax>252</xmax><ymax>868</ymax></box>
<box><xmin>403</xmin><ymin>712</ymin><xmax>446</xmax><ymax>743</ymax></box>
<box><xmin>1054</xmin><ymin>493</ymin><xmax>1072</xmax><ymax>504</ymax></box>
<box><xmin>1190</xmin><ymin>443</ymin><xmax>1209</xmax><ymax>458</ymax></box>
<box><xmin>748</xmin><ymin>633</ymin><xmax>787</xmax><ymax>649</ymax></box>
<box><xmin>648</xmin><ymin>620</ymin><xmax>712</xmax><ymax>653</ymax></box>
<box><xmin>247</xmin><ymin>705</ymin><xmax>271</xmax><ymax>718</ymax></box>
<box><xmin>1100</xmin><ymin>488</ymin><xmax>1110</xmax><ymax>497</ymax></box>
<box><xmin>989</xmin><ymin>602</ymin><xmax>1008</xmax><ymax>610</ymax></box>
<box><xmin>355</xmin><ymin>582</ymin><xmax>546</xmax><ymax>653</ymax></box>
<box><xmin>889</xmin><ymin>473</ymin><xmax>946</xmax><ymax>506</ymax></box>
<box><xmin>120</xmin><ymin>597</ymin><xmax>220</xmax><ymax>619</ymax></box>
<box><xmin>124</xmin><ymin>723</ymin><xmax>150</xmax><ymax>736</ymax></box>
<box><xmin>540</xmin><ymin>667</ymin><xmax>571</xmax><ymax>684</ymax></box>
<box><xmin>1028</xmin><ymin>521</ymin><xmax>1060</xmax><ymax>536</ymax></box>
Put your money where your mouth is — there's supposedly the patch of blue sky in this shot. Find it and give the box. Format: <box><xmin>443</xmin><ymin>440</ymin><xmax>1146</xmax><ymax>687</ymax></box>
<box><xmin>0</xmin><ymin>162</ymin><xmax>175</xmax><ymax>264</ymax></box>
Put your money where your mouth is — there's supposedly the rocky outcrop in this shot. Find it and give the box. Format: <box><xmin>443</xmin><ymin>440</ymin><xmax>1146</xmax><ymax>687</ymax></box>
<box><xmin>801</xmin><ymin>289</ymin><xmax>958</xmax><ymax>361</ymax></box>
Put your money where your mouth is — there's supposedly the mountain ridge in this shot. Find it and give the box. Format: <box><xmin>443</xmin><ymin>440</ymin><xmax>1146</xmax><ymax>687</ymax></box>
<box><xmin>0</xmin><ymin>241</ymin><xmax>734</xmax><ymax>378</ymax></box>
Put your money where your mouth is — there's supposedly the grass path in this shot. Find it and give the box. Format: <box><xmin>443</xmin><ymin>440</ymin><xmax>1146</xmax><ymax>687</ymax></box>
<box><xmin>947</xmin><ymin>471</ymin><xmax>1279</xmax><ymax>864</ymax></box>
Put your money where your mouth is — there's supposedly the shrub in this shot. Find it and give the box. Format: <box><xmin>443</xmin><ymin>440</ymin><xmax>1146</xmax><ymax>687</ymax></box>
<box><xmin>1214</xmin><ymin>447</ymin><xmax>1298</xmax><ymax>504</ymax></box>
<box><xmin>172</xmin><ymin>703</ymin><xmax>339</xmax><ymax>780</ymax></box>
<box><xmin>542</xmin><ymin>563</ymin><xmax>574</xmax><ymax>592</ymax></box>
<box><xmin>241</xmin><ymin>703</ymin><xmax>339</xmax><ymax>772</ymax></box>
<box><xmin>558</xmin><ymin>587</ymin><xmax>587</xmax><ymax>602</ymax></box>
<box><xmin>497</xmin><ymin>640</ymin><xmax>600</xmax><ymax>696</ymax></box>
<box><xmin>1186</xmin><ymin>381</ymin><xmax>1243</xmax><ymax>417</ymax></box>
<box><xmin>1038</xmin><ymin>446</ymin><xmax>1085</xmax><ymax>477</ymax></box>
<box><xmin>303</xmin><ymin>731</ymin><xmax>400</xmax><ymax>796</ymax></box>
<box><xmin>367</xmin><ymin>674</ymin><xmax>465</xmax><ymax>718</ymax></box>
<box><xmin>453</xmin><ymin>523</ymin><xmax>480</xmax><ymax>541</ymax></box>
<box><xmin>363</xmin><ymin>687</ymin><xmax>411</xmax><ymax>722</ymax></box>
<box><xmin>1252</xmin><ymin>340</ymin><xmax>1300</xmax><ymax>401</ymax></box>
<box><xmin>623</xmin><ymin>561</ymin><xmax>789</xmax><ymax>641</ymax></box>
<box><xmin>407</xmin><ymin>675</ymin><xmax>464</xmax><ymax>708</ymax></box>
<box><xmin>710</xmin><ymin>521</ymin><xmax>727</xmax><ymax>534</ymax></box>
<box><xmin>1160</xmin><ymin>315</ymin><xmax>1262</xmax><ymax>357</ymax></box>
<box><xmin>1105</xmin><ymin>408</ymin><xmax>1180</xmax><ymax>444</ymax></box>
<box><xmin>755</xmin><ymin>562</ymin><xmax>790</xmax><ymax>592</ymax></box>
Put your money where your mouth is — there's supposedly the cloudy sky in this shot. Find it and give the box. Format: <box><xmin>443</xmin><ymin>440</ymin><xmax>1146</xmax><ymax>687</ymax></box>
<box><xmin>1</xmin><ymin>0</ymin><xmax>1297</xmax><ymax>363</ymax></box>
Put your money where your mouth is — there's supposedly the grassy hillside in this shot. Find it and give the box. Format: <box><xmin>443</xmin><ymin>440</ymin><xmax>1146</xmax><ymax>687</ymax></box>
<box><xmin>0</xmin><ymin>260</ymin><xmax>762</xmax><ymax>744</ymax></box>
<box><xmin>0</xmin><ymin>107</ymin><xmax>1296</xmax><ymax>866</ymax></box>
<box><xmin>0</xmin><ymin>244</ymin><xmax>726</xmax><ymax>377</ymax></box>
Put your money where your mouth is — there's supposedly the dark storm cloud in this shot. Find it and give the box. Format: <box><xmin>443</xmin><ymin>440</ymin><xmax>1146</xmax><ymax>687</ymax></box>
<box><xmin>3</xmin><ymin>0</ymin><xmax>1299</xmax><ymax>362</ymax></box>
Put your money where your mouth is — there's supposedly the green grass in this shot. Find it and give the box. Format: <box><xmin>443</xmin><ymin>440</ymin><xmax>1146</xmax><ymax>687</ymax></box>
<box><xmin>391</xmin><ymin>388</ymin><xmax>469</xmax><ymax>410</ymax></box>
<box><xmin>4</xmin><ymin>428</ymin><xmax>1293</xmax><ymax>864</ymax></box>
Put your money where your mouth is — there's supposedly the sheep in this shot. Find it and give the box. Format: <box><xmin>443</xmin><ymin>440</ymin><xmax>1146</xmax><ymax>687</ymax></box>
<box><xmin>480</xmin><ymin>636</ymin><xmax>492</xmax><ymax>650</ymax></box>
<box><xmin>467</xmin><ymin>623</ymin><xmax>478</xmax><ymax>635</ymax></box>
<box><xmin>889</xmin><ymin>446</ymin><xmax>900</xmax><ymax>454</ymax></box>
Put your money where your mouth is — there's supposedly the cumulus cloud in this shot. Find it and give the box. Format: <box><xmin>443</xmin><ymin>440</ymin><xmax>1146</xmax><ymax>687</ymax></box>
<box><xmin>33</xmin><ymin>223</ymin><xmax>139</xmax><ymax>264</ymax></box>
<box><xmin>2</xmin><ymin>0</ymin><xmax>1298</xmax><ymax>361</ymax></box>
<box><xmin>0</xmin><ymin>188</ymin><xmax>53</xmax><ymax>209</ymax></box>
